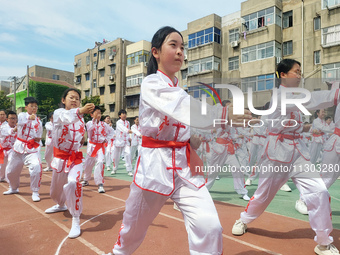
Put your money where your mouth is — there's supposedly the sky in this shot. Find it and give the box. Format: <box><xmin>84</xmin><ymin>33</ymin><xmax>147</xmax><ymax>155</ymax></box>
<box><xmin>0</xmin><ymin>0</ymin><xmax>244</xmax><ymax>80</ymax></box>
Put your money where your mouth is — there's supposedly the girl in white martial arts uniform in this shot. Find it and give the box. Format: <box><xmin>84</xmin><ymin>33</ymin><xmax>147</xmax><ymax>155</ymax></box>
<box><xmin>44</xmin><ymin>88</ymin><xmax>94</xmax><ymax>239</ymax></box>
<box><xmin>102</xmin><ymin>26</ymin><xmax>251</xmax><ymax>255</ymax></box>
<box><xmin>103</xmin><ymin>115</ymin><xmax>115</xmax><ymax>171</ymax></box>
<box><xmin>232</xmin><ymin>59</ymin><xmax>340</xmax><ymax>255</ymax></box>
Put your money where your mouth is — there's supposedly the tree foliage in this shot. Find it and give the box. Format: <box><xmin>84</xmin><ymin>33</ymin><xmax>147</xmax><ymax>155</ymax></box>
<box><xmin>38</xmin><ymin>97</ymin><xmax>58</xmax><ymax>119</ymax></box>
<box><xmin>0</xmin><ymin>91</ymin><xmax>12</xmax><ymax>111</ymax></box>
<box><xmin>81</xmin><ymin>95</ymin><xmax>105</xmax><ymax>123</ymax></box>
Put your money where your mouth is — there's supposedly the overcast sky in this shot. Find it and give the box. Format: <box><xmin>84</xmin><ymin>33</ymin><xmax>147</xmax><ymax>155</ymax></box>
<box><xmin>0</xmin><ymin>0</ymin><xmax>244</xmax><ymax>79</ymax></box>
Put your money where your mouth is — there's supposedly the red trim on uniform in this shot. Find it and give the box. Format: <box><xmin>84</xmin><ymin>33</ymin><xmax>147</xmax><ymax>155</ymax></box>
<box><xmin>53</xmin><ymin>147</ymin><xmax>83</xmax><ymax>167</ymax></box>
<box><xmin>334</xmin><ymin>89</ymin><xmax>339</xmax><ymax>106</ymax></box>
<box><xmin>17</xmin><ymin>137</ymin><xmax>40</xmax><ymax>149</ymax></box>
<box><xmin>157</xmin><ymin>69</ymin><xmax>178</xmax><ymax>87</ymax></box>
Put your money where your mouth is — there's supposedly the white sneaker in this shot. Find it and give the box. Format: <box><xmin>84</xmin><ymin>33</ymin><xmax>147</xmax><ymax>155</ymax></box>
<box><xmin>295</xmin><ymin>199</ymin><xmax>308</xmax><ymax>215</ymax></box>
<box><xmin>232</xmin><ymin>219</ymin><xmax>247</xmax><ymax>235</ymax></box>
<box><xmin>245</xmin><ymin>179</ymin><xmax>252</xmax><ymax>186</ymax></box>
<box><xmin>98</xmin><ymin>184</ymin><xmax>105</xmax><ymax>193</ymax></box>
<box><xmin>68</xmin><ymin>216</ymin><xmax>81</xmax><ymax>238</ymax></box>
<box><xmin>173</xmin><ymin>203</ymin><xmax>181</xmax><ymax>212</ymax></box>
<box><xmin>280</xmin><ymin>183</ymin><xmax>291</xmax><ymax>192</ymax></box>
<box><xmin>315</xmin><ymin>244</ymin><xmax>339</xmax><ymax>254</ymax></box>
<box><xmin>32</xmin><ymin>192</ymin><xmax>40</xmax><ymax>202</ymax></box>
<box><xmin>3</xmin><ymin>188</ymin><xmax>19</xmax><ymax>195</ymax></box>
<box><xmin>43</xmin><ymin>167</ymin><xmax>52</xmax><ymax>172</ymax></box>
<box><xmin>106</xmin><ymin>167</ymin><xmax>111</xmax><ymax>171</ymax></box>
<box><xmin>215</xmin><ymin>175</ymin><xmax>220</xmax><ymax>180</ymax></box>
<box><xmin>127</xmin><ymin>171</ymin><xmax>133</xmax><ymax>177</ymax></box>
<box><xmin>81</xmin><ymin>180</ymin><xmax>89</xmax><ymax>187</ymax></box>
<box><xmin>110</xmin><ymin>170</ymin><xmax>116</xmax><ymax>175</ymax></box>
<box><xmin>242</xmin><ymin>194</ymin><xmax>250</xmax><ymax>201</ymax></box>
<box><xmin>45</xmin><ymin>204</ymin><xmax>68</xmax><ymax>214</ymax></box>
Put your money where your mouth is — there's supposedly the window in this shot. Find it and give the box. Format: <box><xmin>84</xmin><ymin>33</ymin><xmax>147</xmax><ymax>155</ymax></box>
<box><xmin>188</xmin><ymin>27</ymin><xmax>221</xmax><ymax>48</ymax></box>
<box><xmin>110</xmin><ymin>64</ymin><xmax>116</xmax><ymax>74</ymax></box>
<box><xmin>228</xmin><ymin>56</ymin><xmax>239</xmax><ymax>70</ymax></box>
<box><xmin>94</xmin><ymin>53</ymin><xmax>97</xmax><ymax>57</ymax></box>
<box><xmin>283</xmin><ymin>11</ymin><xmax>293</xmax><ymax>28</ymax></box>
<box><xmin>242</xmin><ymin>7</ymin><xmax>278</xmax><ymax>32</ymax></box>
<box><xmin>127</xmin><ymin>50</ymin><xmax>150</xmax><ymax>66</ymax></box>
<box><xmin>86</xmin><ymin>56</ymin><xmax>90</xmax><ymax>65</ymax></box>
<box><xmin>229</xmin><ymin>28</ymin><xmax>240</xmax><ymax>43</ymax></box>
<box><xmin>322</xmin><ymin>0</ymin><xmax>340</xmax><ymax>9</ymax></box>
<box><xmin>126</xmin><ymin>73</ymin><xmax>144</xmax><ymax>87</ymax></box>
<box><xmin>31</xmin><ymin>72</ymin><xmax>34</xmax><ymax>76</ymax></box>
<box><xmin>93</xmin><ymin>61</ymin><xmax>97</xmax><ymax>71</ymax></box>
<box><xmin>322</xmin><ymin>62</ymin><xmax>340</xmax><ymax>81</ymax></box>
<box><xmin>109</xmin><ymin>84</ymin><xmax>116</xmax><ymax>93</ymax></box>
<box><xmin>93</xmin><ymin>79</ymin><xmax>97</xmax><ymax>88</ymax></box>
<box><xmin>241</xmin><ymin>74</ymin><xmax>275</xmax><ymax>92</ymax></box>
<box><xmin>314</xmin><ymin>51</ymin><xmax>321</xmax><ymax>65</ymax></box>
<box><xmin>283</xmin><ymin>41</ymin><xmax>293</xmax><ymax>56</ymax></box>
<box><xmin>127</xmin><ymin>95</ymin><xmax>140</xmax><ymax>108</ymax></box>
<box><xmin>77</xmin><ymin>59</ymin><xmax>81</xmax><ymax>67</ymax></box>
<box><xmin>187</xmin><ymin>83</ymin><xmax>221</xmax><ymax>99</ymax></box>
<box><xmin>85</xmin><ymin>73</ymin><xmax>90</xmax><ymax>81</ymax></box>
<box><xmin>314</xmin><ymin>17</ymin><xmax>321</xmax><ymax>31</ymax></box>
<box><xmin>188</xmin><ymin>56</ymin><xmax>221</xmax><ymax>74</ymax></box>
<box><xmin>181</xmin><ymin>69</ymin><xmax>188</xmax><ymax>80</ymax></box>
<box><xmin>109</xmin><ymin>84</ymin><xmax>116</xmax><ymax>94</ymax></box>
<box><xmin>241</xmin><ymin>41</ymin><xmax>281</xmax><ymax>63</ymax></box>
<box><xmin>109</xmin><ymin>104</ymin><xmax>115</xmax><ymax>112</ymax></box>
<box><xmin>52</xmin><ymin>74</ymin><xmax>59</xmax><ymax>80</ymax></box>
<box><xmin>100</xmin><ymin>87</ymin><xmax>105</xmax><ymax>95</ymax></box>
<box><xmin>99</xmin><ymin>69</ymin><xmax>105</xmax><ymax>77</ymax></box>
<box><xmin>322</xmin><ymin>24</ymin><xmax>340</xmax><ymax>46</ymax></box>
<box><xmin>76</xmin><ymin>75</ymin><xmax>81</xmax><ymax>84</ymax></box>
<box><xmin>85</xmin><ymin>90</ymin><xmax>89</xmax><ymax>97</ymax></box>
<box><xmin>100</xmin><ymin>50</ymin><xmax>105</xmax><ymax>60</ymax></box>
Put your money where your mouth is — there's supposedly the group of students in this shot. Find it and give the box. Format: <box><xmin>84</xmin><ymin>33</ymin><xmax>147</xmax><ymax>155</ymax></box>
<box><xmin>1</xmin><ymin>25</ymin><xmax>340</xmax><ymax>255</ymax></box>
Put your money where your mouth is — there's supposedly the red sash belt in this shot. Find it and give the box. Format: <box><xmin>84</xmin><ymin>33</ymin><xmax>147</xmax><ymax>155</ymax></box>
<box><xmin>0</xmin><ymin>144</ymin><xmax>4</xmax><ymax>164</ymax></box>
<box><xmin>89</xmin><ymin>141</ymin><xmax>106</xmax><ymax>157</ymax></box>
<box><xmin>53</xmin><ymin>147</ymin><xmax>83</xmax><ymax>167</ymax></box>
<box><xmin>17</xmin><ymin>137</ymin><xmax>40</xmax><ymax>149</ymax></box>
<box><xmin>334</xmin><ymin>128</ymin><xmax>340</xmax><ymax>137</ymax></box>
<box><xmin>142</xmin><ymin>136</ymin><xmax>203</xmax><ymax>176</ymax></box>
<box><xmin>216</xmin><ymin>137</ymin><xmax>235</xmax><ymax>154</ymax></box>
<box><xmin>268</xmin><ymin>132</ymin><xmax>302</xmax><ymax>142</ymax></box>
<box><xmin>312</xmin><ymin>132</ymin><xmax>325</xmax><ymax>137</ymax></box>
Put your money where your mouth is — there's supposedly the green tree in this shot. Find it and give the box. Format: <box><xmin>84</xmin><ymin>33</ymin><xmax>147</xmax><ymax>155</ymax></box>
<box><xmin>38</xmin><ymin>97</ymin><xmax>58</xmax><ymax>120</ymax></box>
<box><xmin>0</xmin><ymin>91</ymin><xmax>12</xmax><ymax>111</ymax></box>
<box><xmin>81</xmin><ymin>96</ymin><xmax>105</xmax><ymax>123</ymax></box>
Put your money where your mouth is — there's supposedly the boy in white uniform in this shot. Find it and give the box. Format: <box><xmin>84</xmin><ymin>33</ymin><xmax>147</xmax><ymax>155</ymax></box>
<box><xmin>82</xmin><ymin>106</ymin><xmax>114</xmax><ymax>193</ymax></box>
<box><xmin>103</xmin><ymin>115</ymin><xmax>115</xmax><ymax>171</ymax></box>
<box><xmin>3</xmin><ymin>97</ymin><xmax>43</xmax><ymax>202</ymax></box>
<box><xmin>43</xmin><ymin>112</ymin><xmax>54</xmax><ymax>171</ymax></box>
<box><xmin>111</xmin><ymin>109</ymin><xmax>133</xmax><ymax>176</ymax></box>
<box><xmin>0</xmin><ymin>111</ymin><xmax>17</xmax><ymax>182</ymax></box>
<box><xmin>130</xmin><ymin>116</ymin><xmax>142</xmax><ymax>162</ymax></box>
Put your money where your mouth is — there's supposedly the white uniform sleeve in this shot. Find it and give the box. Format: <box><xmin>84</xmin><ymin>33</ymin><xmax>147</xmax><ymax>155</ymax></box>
<box><xmin>131</xmin><ymin>125</ymin><xmax>141</xmax><ymax>137</ymax></box>
<box><xmin>17</xmin><ymin>112</ymin><xmax>30</xmax><ymax>126</ymax></box>
<box><xmin>53</xmin><ymin>108</ymin><xmax>83</xmax><ymax>125</ymax></box>
<box><xmin>116</xmin><ymin>120</ymin><xmax>130</xmax><ymax>134</ymax></box>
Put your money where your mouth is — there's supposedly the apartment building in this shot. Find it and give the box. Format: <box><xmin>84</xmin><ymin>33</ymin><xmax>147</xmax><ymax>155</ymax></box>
<box><xmin>73</xmin><ymin>38</ymin><xmax>132</xmax><ymax>121</ymax></box>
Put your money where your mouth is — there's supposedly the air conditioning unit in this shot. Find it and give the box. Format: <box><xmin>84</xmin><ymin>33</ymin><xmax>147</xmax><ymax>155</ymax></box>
<box><xmin>73</xmin><ymin>62</ymin><xmax>77</xmax><ymax>66</ymax></box>
<box><xmin>74</xmin><ymin>78</ymin><xmax>77</xmax><ymax>83</ymax></box>
<box><xmin>144</xmin><ymin>62</ymin><xmax>148</xmax><ymax>67</ymax></box>
<box><xmin>276</xmin><ymin>57</ymin><xmax>282</xmax><ymax>64</ymax></box>
<box><xmin>231</xmin><ymin>41</ymin><xmax>239</xmax><ymax>48</ymax></box>
<box><xmin>109</xmin><ymin>75</ymin><xmax>114</xmax><ymax>80</ymax></box>
<box><xmin>109</xmin><ymin>55</ymin><xmax>114</xmax><ymax>60</ymax></box>
<box><xmin>184</xmin><ymin>55</ymin><xmax>188</xmax><ymax>60</ymax></box>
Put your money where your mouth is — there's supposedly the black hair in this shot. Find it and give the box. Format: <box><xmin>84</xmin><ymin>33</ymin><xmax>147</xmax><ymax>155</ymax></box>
<box><xmin>103</xmin><ymin>115</ymin><xmax>110</xmax><ymax>119</ymax></box>
<box><xmin>24</xmin><ymin>97</ymin><xmax>38</xmax><ymax>106</ymax></box>
<box><xmin>314</xmin><ymin>109</ymin><xmax>321</xmax><ymax>119</ymax></box>
<box><xmin>7</xmin><ymin>110</ymin><xmax>16</xmax><ymax>116</ymax></box>
<box><xmin>134</xmin><ymin>116</ymin><xmax>139</xmax><ymax>120</ymax></box>
<box><xmin>147</xmin><ymin>26</ymin><xmax>183</xmax><ymax>75</ymax></box>
<box><xmin>275</xmin><ymin>58</ymin><xmax>301</xmax><ymax>88</ymax></box>
<box><xmin>263</xmin><ymin>101</ymin><xmax>271</xmax><ymax>110</ymax></box>
<box><xmin>118</xmin><ymin>109</ymin><xmax>127</xmax><ymax>116</ymax></box>
<box><xmin>48</xmin><ymin>112</ymin><xmax>53</xmax><ymax>119</ymax></box>
<box><xmin>92</xmin><ymin>105</ymin><xmax>101</xmax><ymax>113</ymax></box>
<box><xmin>60</xmin><ymin>88</ymin><xmax>81</xmax><ymax>108</ymax></box>
<box><xmin>222</xmin><ymin>100</ymin><xmax>231</xmax><ymax>107</ymax></box>
<box><xmin>325</xmin><ymin>116</ymin><xmax>332</xmax><ymax>121</ymax></box>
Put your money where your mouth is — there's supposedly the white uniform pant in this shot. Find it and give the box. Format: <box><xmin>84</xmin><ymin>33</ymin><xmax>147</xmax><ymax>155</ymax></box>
<box><xmin>105</xmin><ymin>146</ymin><xmax>112</xmax><ymax>169</ymax></box>
<box><xmin>44</xmin><ymin>144</ymin><xmax>53</xmax><ymax>169</ymax></box>
<box><xmin>130</xmin><ymin>144</ymin><xmax>141</xmax><ymax>162</ymax></box>
<box><xmin>320</xmin><ymin>148</ymin><xmax>340</xmax><ymax>189</ymax></box>
<box><xmin>112</xmin><ymin>145</ymin><xmax>132</xmax><ymax>172</ymax></box>
<box><xmin>206</xmin><ymin>150</ymin><xmax>247</xmax><ymax>195</ymax></box>
<box><xmin>112</xmin><ymin>179</ymin><xmax>223</xmax><ymax>255</ymax></box>
<box><xmin>240</xmin><ymin>154</ymin><xmax>333</xmax><ymax>246</ymax></box>
<box><xmin>6</xmin><ymin>151</ymin><xmax>42</xmax><ymax>192</ymax></box>
<box><xmin>0</xmin><ymin>150</ymin><xmax>12</xmax><ymax>181</ymax></box>
<box><xmin>49</xmin><ymin>163</ymin><xmax>83</xmax><ymax>217</ymax></box>
<box><xmin>310</xmin><ymin>142</ymin><xmax>323</xmax><ymax>164</ymax></box>
<box><xmin>83</xmin><ymin>150</ymin><xmax>105</xmax><ymax>185</ymax></box>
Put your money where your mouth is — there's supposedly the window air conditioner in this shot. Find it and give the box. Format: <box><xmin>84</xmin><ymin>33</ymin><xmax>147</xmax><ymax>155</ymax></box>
<box><xmin>231</xmin><ymin>41</ymin><xmax>239</xmax><ymax>48</ymax></box>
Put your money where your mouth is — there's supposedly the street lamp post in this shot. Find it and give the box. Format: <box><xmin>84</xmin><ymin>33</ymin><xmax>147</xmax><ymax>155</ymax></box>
<box><xmin>9</xmin><ymin>76</ymin><xmax>18</xmax><ymax>112</ymax></box>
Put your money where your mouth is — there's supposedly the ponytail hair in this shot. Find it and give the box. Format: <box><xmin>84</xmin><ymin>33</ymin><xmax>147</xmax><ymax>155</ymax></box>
<box><xmin>314</xmin><ymin>109</ymin><xmax>320</xmax><ymax>119</ymax></box>
<box><xmin>147</xmin><ymin>26</ymin><xmax>183</xmax><ymax>75</ymax></box>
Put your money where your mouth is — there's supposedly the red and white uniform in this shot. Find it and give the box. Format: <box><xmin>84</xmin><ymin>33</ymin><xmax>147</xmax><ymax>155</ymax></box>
<box><xmin>240</xmin><ymin>85</ymin><xmax>340</xmax><ymax>246</ymax></box>
<box><xmin>105</xmin><ymin>128</ymin><xmax>115</xmax><ymax>169</ymax></box>
<box><xmin>0</xmin><ymin>123</ymin><xmax>17</xmax><ymax>181</ymax></box>
<box><xmin>309</xmin><ymin>117</ymin><xmax>334</xmax><ymax>164</ymax></box>
<box><xmin>83</xmin><ymin>120</ymin><xmax>114</xmax><ymax>185</ymax></box>
<box><xmin>130</xmin><ymin>124</ymin><xmax>141</xmax><ymax>161</ymax></box>
<box><xmin>112</xmin><ymin>119</ymin><xmax>132</xmax><ymax>173</ymax></box>
<box><xmin>111</xmin><ymin>71</ymin><xmax>223</xmax><ymax>255</ymax></box>
<box><xmin>44</xmin><ymin>121</ymin><xmax>53</xmax><ymax>169</ymax></box>
<box><xmin>49</xmin><ymin>108</ymin><xmax>85</xmax><ymax>217</ymax></box>
<box><xmin>6</xmin><ymin>112</ymin><xmax>42</xmax><ymax>192</ymax></box>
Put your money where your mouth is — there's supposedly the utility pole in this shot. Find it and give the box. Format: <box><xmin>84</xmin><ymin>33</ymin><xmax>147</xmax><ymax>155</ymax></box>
<box><xmin>27</xmin><ymin>65</ymin><xmax>30</xmax><ymax>96</ymax></box>
<box><xmin>9</xmin><ymin>76</ymin><xmax>17</xmax><ymax>111</ymax></box>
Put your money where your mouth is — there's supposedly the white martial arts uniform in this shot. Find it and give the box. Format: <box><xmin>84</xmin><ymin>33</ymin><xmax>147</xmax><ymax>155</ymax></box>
<box><xmin>105</xmin><ymin>128</ymin><xmax>115</xmax><ymax>169</ymax></box>
<box><xmin>0</xmin><ymin>123</ymin><xmax>16</xmax><ymax>181</ymax></box>
<box><xmin>130</xmin><ymin>124</ymin><xmax>141</xmax><ymax>161</ymax></box>
<box><xmin>44</xmin><ymin>121</ymin><xmax>53</xmax><ymax>169</ymax></box>
<box><xmin>239</xmin><ymin>85</ymin><xmax>340</xmax><ymax>246</ymax></box>
<box><xmin>49</xmin><ymin>108</ymin><xmax>86</xmax><ymax>217</ymax></box>
<box><xmin>112</xmin><ymin>119</ymin><xmax>132</xmax><ymax>173</ymax></box>
<box><xmin>83</xmin><ymin>120</ymin><xmax>114</xmax><ymax>185</ymax></box>
<box><xmin>6</xmin><ymin>112</ymin><xmax>42</xmax><ymax>193</ymax></box>
<box><xmin>111</xmin><ymin>70</ymin><xmax>223</xmax><ymax>255</ymax></box>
